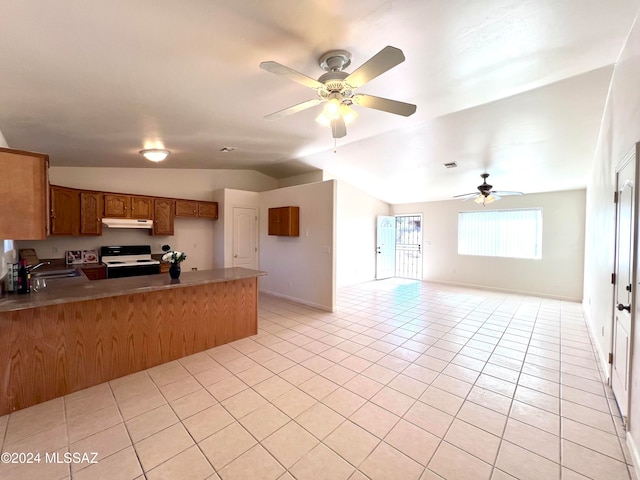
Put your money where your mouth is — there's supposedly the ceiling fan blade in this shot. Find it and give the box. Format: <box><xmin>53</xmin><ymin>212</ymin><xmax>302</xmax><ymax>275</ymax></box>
<box><xmin>353</xmin><ymin>94</ymin><xmax>417</xmax><ymax>116</ymax></box>
<box><xmin>331</xmin><ymin>116</ymin><xmax>346</xmax><ymax>138</ymax></box>
<box><xmin>491</xmin><ymin>193</ymin><xmax>502</xmax><ymax>201</ymax></box>
<box><xmin>492</xmin><ymin>191</ymin><xmax>523</xmax><ymax>196</ymax></box>
<box><xmin>260</xmin><ymin>61</ymin><xmax>324</xmax><ymax>90</ymax></box>
<box><xmin>345</xmin><ymin>46</ymin><xmax>405</xmax><ymax>89</ymax></box>
<box><xmin>264</xmin><ymin>99</ymin><xmax>322</xmax><ymax>120</ymax></box>
<box><xmin>453</xmin><ymin>193</ymin><xmax>479</xmax><ymax>198</ymax></box>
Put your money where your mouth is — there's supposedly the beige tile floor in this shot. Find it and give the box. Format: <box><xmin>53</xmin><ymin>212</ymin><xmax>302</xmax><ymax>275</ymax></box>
<box><xmin>0</xmin><ymin>279</ymin><xmax>636</xmax><ymax>480</ymax></box>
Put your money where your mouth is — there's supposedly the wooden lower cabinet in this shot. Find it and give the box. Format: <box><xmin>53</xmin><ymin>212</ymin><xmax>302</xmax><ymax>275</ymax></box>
<box><xmin>80</xmin><ymin>264</ymin><xmax>106</xmax><ymax>280</ymax></box>
<box><xmin>0</xmin><ymin>277</ymin><xmax>258</xmax><ymax>414</ymax></box>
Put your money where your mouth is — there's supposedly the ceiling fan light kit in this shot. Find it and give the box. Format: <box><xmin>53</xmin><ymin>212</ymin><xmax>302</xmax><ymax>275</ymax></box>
<box><xmin>260</xmin><ymin>46</ymin><xmax>417</xmax><ymax>139</ymax></box>
<box><xmin>454</xmin><ymin>173</ymin><xmax>523</xmax><ymax>206</ymax></box>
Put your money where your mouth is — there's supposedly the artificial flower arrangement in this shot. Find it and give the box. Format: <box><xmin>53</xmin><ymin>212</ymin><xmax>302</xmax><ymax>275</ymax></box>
<box><xmin>161</xmin><ymin>245</ymin><xmax>187</xmax><ymax>265</ymax></box>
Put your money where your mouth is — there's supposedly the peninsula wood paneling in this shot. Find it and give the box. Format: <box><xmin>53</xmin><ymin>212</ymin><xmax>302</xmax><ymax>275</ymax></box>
<box><xmin>0</xmin><ymin>277</ymin><xmax>257</xmax><ymax>415</ymax></box>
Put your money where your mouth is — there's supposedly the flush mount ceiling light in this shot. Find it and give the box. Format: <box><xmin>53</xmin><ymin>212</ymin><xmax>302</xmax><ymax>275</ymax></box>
<box><xmin>140</xmin><ymin>149</ymin><xmax>170</xmax><ymax>162</ymax></box>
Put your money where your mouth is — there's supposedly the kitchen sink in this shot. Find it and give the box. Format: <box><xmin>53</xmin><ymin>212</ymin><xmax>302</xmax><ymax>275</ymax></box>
<box><xmin>31</xmin><ymin>269</ymin><xmax>82</xmax><ymax>279</ymax></box>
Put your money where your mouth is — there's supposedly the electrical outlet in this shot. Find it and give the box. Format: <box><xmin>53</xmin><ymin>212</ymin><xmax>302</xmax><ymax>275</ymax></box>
<box><xmin>52</xmin><ymin>247</ymin><xmax>59</xmax><ymax>254</ymax></box>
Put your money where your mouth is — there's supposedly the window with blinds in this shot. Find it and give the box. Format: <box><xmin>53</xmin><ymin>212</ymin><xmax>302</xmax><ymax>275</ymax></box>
<box><xmin>458</xmin><ymin>208</ymin><xmax>542</xmax><ymax>259</ymax></box>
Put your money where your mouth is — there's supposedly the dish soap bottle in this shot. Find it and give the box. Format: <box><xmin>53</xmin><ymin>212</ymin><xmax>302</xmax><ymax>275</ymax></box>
<box><xmin>17</xmin><ymin>260</ymin><xmax>30</xmax><ymax>294</ymax></box>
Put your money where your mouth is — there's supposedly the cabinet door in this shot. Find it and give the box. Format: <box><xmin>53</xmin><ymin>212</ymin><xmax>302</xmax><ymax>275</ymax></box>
<box><xmin>268</xmin><ymin>208</ymin><xmax>281</xmax><ymax>235</ymax></box>
<box><xmin>175</xmin><ymin>200</ymin><xmax>198</xmax><ymax>217</ymax></box>
<box><xmin>268</xmin><ymin>207</ymin><xmax>299</xmax><ymax>236</ymax></box>
<box><xmin>281</xmin><ymin>206</ymin><xmax>300</xmax><ymax>236</ymax></box>
<box><xmin>153</xmin><ymin>199</ymin><xmax>175</xmax><ymax>235</ymax></box>
<box><xmin>80</xmin><ymin>192</ymin><xmax>103</xmax><ymax>235</ymax></box>
<box><xmin>131</xmin><ymin>196</ymin><xmax>153</xmax><ymax>219</ymax></box>
<box><xmin>104</xmin><ymin>194</ymin><xmax>130</xmax><ymax>218</ymax></box>
<box><xmin>198</xmin><ymin>202</ymin><xmax>218</xmax><ymax>219</ymax></box>
<box><xmin>0</xmin><ymin>148</ymin><xmax>49</xmax><ymax>240</ymax></box>
<box><xmin>81</xmin><ymin>265</ymin><xmax>106</xmax><ymax>280</ymax></box>
<box><xmin>50</xmin><ymin>186</ymin><xmax>79</xmax><ymax>236</ymax></box>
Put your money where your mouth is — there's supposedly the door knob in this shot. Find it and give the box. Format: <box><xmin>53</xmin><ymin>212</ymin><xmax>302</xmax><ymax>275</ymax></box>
<box><xmin>617</xmin><ymin>303</ymin><xmax>631</xmax><ymax>312</ymax></box>
<box><xmin>234</xmin><ymin>254</ymin><xmax>238</xmax><ymax>258</ymax></box>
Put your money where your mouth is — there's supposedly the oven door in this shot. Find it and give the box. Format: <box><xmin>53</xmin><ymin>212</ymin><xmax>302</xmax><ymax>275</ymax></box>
<box><xmin>106</xmin><ymin>264</ymin><xmax>161</xmax><ymax>278</ymax></box>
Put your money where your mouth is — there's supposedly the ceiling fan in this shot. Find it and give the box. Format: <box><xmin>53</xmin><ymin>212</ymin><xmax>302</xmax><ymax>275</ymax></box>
<box><xmin>260</xmin><ymin>46</ymin><xmax>417</xmax><ymax>139</ymax></box>
<box><xmin>454</xmin><ymin>173</ymin><xmax>523</xmax><ymax>206</ymax></box>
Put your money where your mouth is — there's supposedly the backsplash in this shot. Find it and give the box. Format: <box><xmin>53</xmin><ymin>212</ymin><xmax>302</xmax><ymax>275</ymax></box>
<box><xmin>14</xmin><ymin>218</ymin><xmax>215</xmax><ymax>270</ymax></box>
<box><xmin>16</xmin><ymin>229</ymin><xmax>170</xmax><ymax>260</ymax></box>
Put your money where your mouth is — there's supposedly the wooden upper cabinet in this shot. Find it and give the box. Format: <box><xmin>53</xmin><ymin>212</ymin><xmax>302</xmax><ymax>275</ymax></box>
<box><xmin>175</xmin><ymin>200</ymin><xmax>218</xmax><ymax>219</ymax></box>
<box><xmin>131</xmin><ymin>196</ymin><xmax>153</xmax><ymax>219</ymax></box>
<box><xmin>0</xmin><ymin>148</ymin><xmax>49</xmax><ymax>240</ymax></box>
<box><xmin>103</xmin><ymin>194</ymin><xmax>152</xmax><ymax>219</ymax></box>
<box><xmin>153</xmin><ymin>198</ymin><xmax>175</xmax><ymax>236</ymax></box>
<box><xmin>103</xmin><ymin>194</ymin><xmax>130</xmax><ymax>218</ymax></box>
<box><xmin>198</xmin><ymin>202</ymin><xmax>218</xmax><ymax>219</ymax></box>
<box><xmin>268</xmin><ymin>206</ymin><xmax>299</xmax><ymax>236</ymax></box>
<box><xmin>175</xmin><ymin>200</ymin><xmax>198</xmax><ymax>217</ymax></box>
<box><xmin>50</xmin><ymin>186</ymin><xmax>80</xmax><ymax>236</ymax></box>
<box><xmin>80</xmin><ymin>191</ymin><xmax>103</xmax><ymax>235</ymax></box>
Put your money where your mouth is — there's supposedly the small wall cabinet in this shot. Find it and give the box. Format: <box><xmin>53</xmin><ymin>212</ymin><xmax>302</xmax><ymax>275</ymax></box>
<box><xmin>268</xmin><ymin>206</ymin><xmax>299</xmax><ymax>236</ymax></box>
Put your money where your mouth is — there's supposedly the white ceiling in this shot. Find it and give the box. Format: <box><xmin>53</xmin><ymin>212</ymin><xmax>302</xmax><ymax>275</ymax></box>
<box><xmin>0</xmin><ymin>1</ymin><xmax>637</xmax><ymax>204</ymax></box>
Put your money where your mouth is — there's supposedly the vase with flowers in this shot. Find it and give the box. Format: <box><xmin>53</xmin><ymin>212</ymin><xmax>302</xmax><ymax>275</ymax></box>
<box><xmin>162</xmin><ymin>245</ymin><xmax>187</xmax><ymax>279</ymax></box>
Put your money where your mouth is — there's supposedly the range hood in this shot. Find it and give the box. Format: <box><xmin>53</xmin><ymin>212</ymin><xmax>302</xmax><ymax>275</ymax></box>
<box><xmin>102</xmin><ymin>218</ymin><xmax>153</xmax><ymax>229</ymax></box>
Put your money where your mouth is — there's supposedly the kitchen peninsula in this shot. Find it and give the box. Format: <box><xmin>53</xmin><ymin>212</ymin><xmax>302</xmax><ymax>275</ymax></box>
<box><xmin>0</xmin><ymin>267</ymin><xmax>265</xmax><ymax>415</ymax></box>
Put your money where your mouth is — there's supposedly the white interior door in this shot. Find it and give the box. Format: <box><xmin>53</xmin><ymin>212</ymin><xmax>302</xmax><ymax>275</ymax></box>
<box><xmin>233</xmin><ymin>207</ymin><xmax>258</xmax><ymax>269</ymax></box>
<box><xmin>612</xmin><ymin>155</ymin><xmax>636</xmax><ymax>421</ymax></box>
<box><xmin>376</xmin><ymin>215</ymin><xmax>396</xmax><ymax>280</ymax></box>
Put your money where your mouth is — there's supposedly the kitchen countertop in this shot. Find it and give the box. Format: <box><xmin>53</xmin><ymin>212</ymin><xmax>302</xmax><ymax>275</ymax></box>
<box><xmin>0</xmin><ymin>267</ymin><xmax>266</xmax><ymax>313</ymax></box>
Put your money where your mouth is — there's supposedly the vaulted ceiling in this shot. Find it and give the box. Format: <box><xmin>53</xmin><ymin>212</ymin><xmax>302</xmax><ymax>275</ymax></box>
<box><xmin>0</xmin><ymin>1</ymin><xmax>637</xmax><ymax>203</ymax></box>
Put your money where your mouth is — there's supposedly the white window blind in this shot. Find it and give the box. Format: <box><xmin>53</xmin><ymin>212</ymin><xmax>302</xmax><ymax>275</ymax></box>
<box><xmin>458</xmin><ymin>208</ymin><xmax>542</xmax><ymax>259</ymax></box>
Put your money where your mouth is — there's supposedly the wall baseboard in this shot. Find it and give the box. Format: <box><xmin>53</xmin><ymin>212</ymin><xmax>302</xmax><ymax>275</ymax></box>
<box><xmin>627</xmin><ymin>432</ymin><xmax>640</xmax><ymax>476</ymax></box>
<box><xmin>581</xmin><ymin>302</ymin><xmax>611</xmax><ymax>384</ymax></box>
<box><xmin>259</xmin><ymin>289</ymin><xmax>335</xmax><ymax>313</ymax></box>
<box><xmin>426</xmin><ymin>279</ymin><xmax>582</xmax><ymax>303</ymax></box>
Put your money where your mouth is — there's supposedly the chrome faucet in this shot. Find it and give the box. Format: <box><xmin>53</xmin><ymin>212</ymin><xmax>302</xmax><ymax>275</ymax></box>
<box><xmin>28</xmin><ymin>261</ymin><xmax>51</xmax><ymax>271</ymax></box>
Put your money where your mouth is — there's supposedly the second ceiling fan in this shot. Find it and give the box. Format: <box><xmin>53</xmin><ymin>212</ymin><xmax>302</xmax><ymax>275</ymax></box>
<box><xmin>260</xmin><ymin>46</ymin><xmax>417</xmax><ymax>139</ymax></box>
<box><xmin>454</xmin><ymin>173</ymin><xmax>523</xmax><ymax>206</ymax></box>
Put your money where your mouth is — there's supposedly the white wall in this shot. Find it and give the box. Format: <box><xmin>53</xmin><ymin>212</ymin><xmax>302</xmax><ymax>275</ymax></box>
<box><xmin>583</xmin><ymin>12</ymin><xmax>640</xmax><ymax>455</ymax></box>
<box><xmin>16</xmin><ymin>167</ymin><xmax>277</xmax><ymax>270</ymax></box>
<box><xmin>336</xmin><ymin>180</ymin><xmax>391</xmax><ymax>287</ymax></box>
<box><xmin>277</xmin><ymin>171</ymin><xmax>324</xmax><ymax>188</ymax></box>
<box><xmin>259</xmin><ymin>180</ymin><xmax>336</xmax><ymax>311</ymax></box>
<box><xmin>49</xmin><ymin>166</ymin><xmax>278</xmax><ymax>198</ymax></box>
<box><xmin>393</xmin><ymin>189</ymin><xmax>586</xmax><ymax>301</ymax></box>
